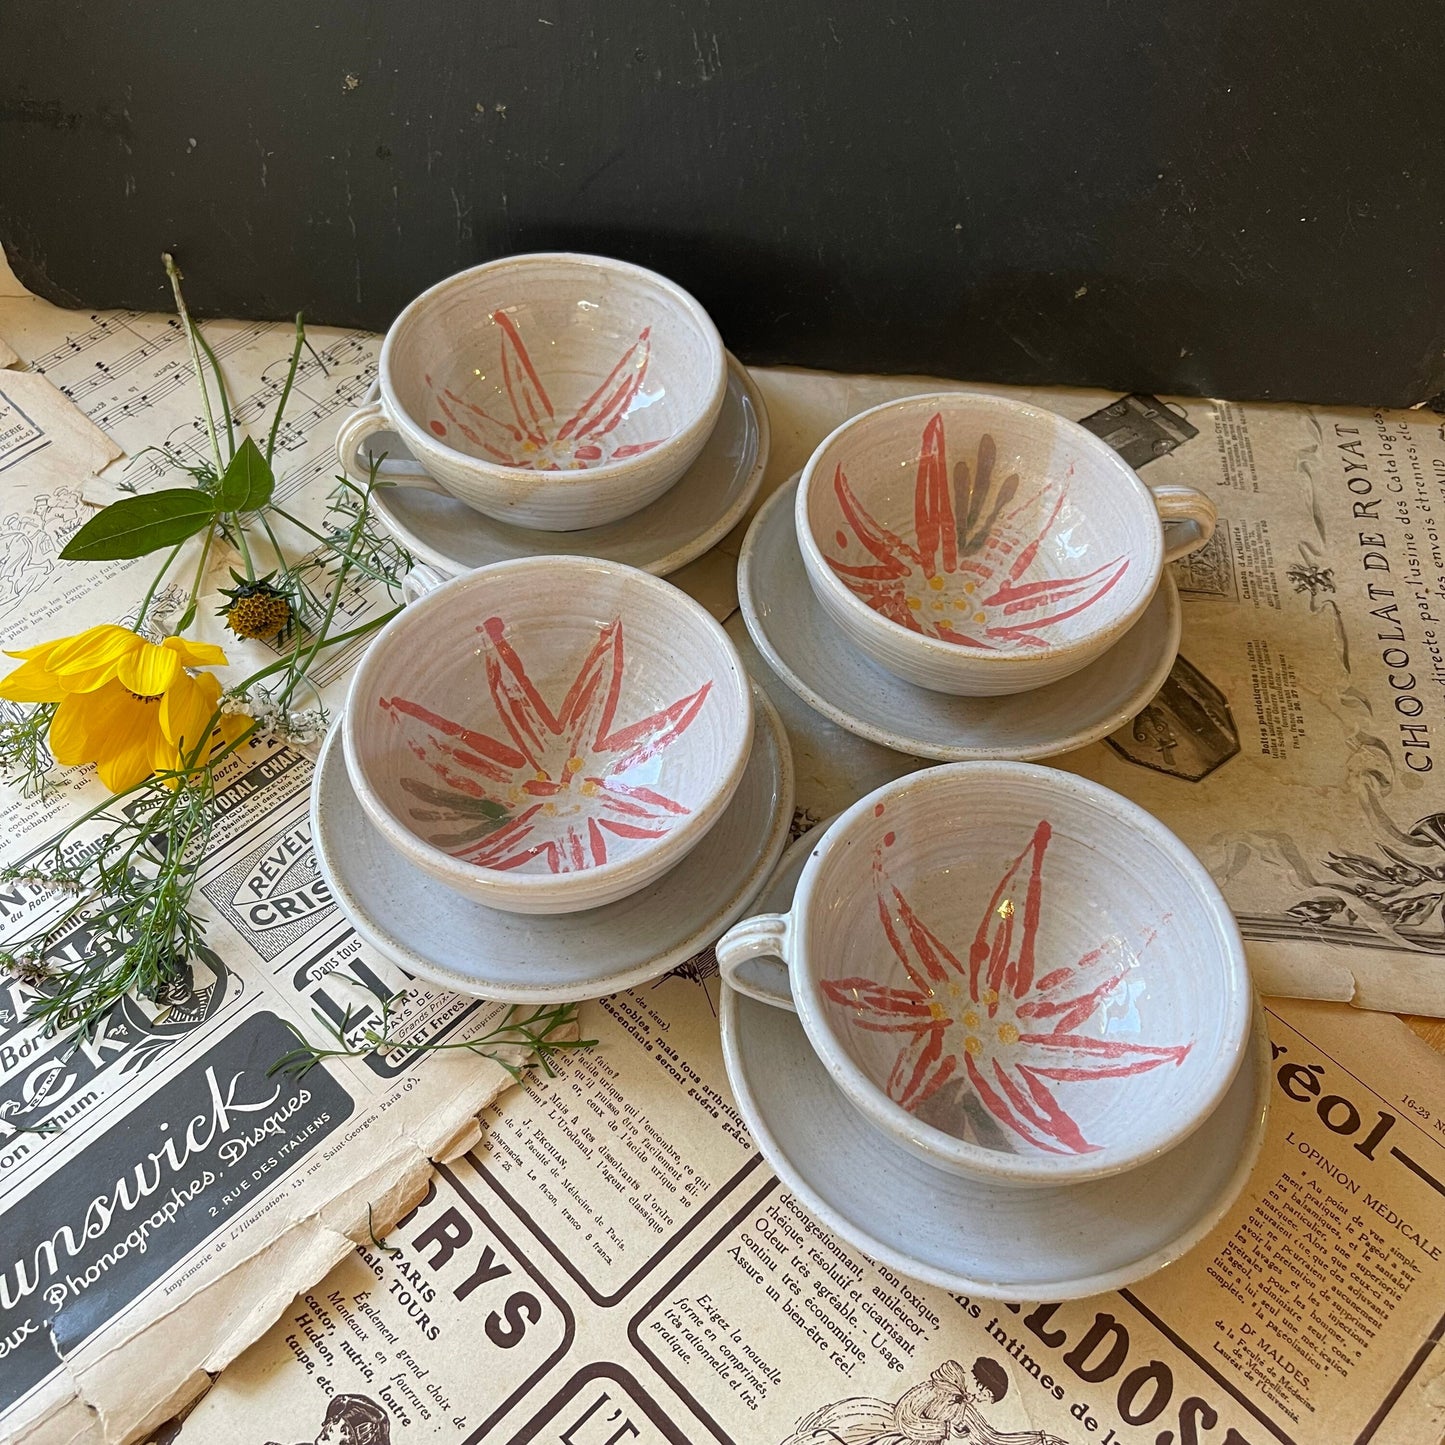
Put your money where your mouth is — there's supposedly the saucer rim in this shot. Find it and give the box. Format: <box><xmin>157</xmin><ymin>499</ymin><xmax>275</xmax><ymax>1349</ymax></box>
<box><xmin>723</xmin><ymin>983</ymin><xmax>1269</xmax><ymax>1300</ymax></box>
<box><xmin>311</xmin><ymin>682</ymin><xmax>795</xmax><ymax>1001</ymax></box>
<box><xmin>738</xmin><ymin>474</ymin><xmax>1183</xmax><ymax>762</ymax></box>
<box><xmin>719</xmin><ymin>832</ymin><xmax>1265</xmax><ymax>1306</ymax></box>
<box><xmin>368</xmin><ymin>352</ymin><xmax>770</xmax><ymax>579</ymax></box>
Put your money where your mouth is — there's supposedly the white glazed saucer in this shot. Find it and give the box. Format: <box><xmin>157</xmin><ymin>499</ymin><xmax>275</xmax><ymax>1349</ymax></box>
<box><xmin>720</xmin><ymin>827</ymin><xmax>1270</xmax><ymax>1301</ymax></box>
<box><xmin>738</xmin><ymin>476</ymin><xmax>1182</xmax><ymax>761</ymax></box>
<box><xmin>366</xmin><ymin>353</ymin><xmax>769</xmax><ymax>577</ymax></box>
<box><xmin>312</xmin><ymin>685</ymin><xmax>794</xmax><ymax>1001</ymax></box>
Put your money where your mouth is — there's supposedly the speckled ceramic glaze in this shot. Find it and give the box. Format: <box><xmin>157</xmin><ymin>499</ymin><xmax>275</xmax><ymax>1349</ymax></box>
<box><xmin>314</xmin><ymin>690</ymin><xmax>793</xmax><ymax>1000</ymax></box>
<box><xmin>715</xmin><ymin>762</ymin><xmax>1252</xmax><ymax>1187</ymax></box>
<box><xmin>336</xmin><ymin>253</ymin><xmax>727</xmax><ymax>530</ymax></box>
<box><xmin>343</xmin><ymin>556</ymin><xmax>753</xmax><ymax>914</ymax></box>
<box><xmin>796</xmin><ymin>393</ymin><xmax>1214</xmax><ymax>695</ymax></box>
<box><xmin>367</xmin><ymin>354</ymin><xmax>769</xmax><ymax>577</ymax></box>
<box><xmin>721</xmin><ymin>825</ymin><xmax>1271</xmax><ymax>1299</ymax></box>
<box><xmin>740</xmin><ymin>476</ymin><xmax>1181</xmax><ymax>761</ymax></box>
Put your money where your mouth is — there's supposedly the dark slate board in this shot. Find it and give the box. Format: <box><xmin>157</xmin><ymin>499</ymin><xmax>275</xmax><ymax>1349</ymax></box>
<box><xmin>3</xmin><ymin>1</ymin><xmax>1443</xmax><ymax>405</ymax></box>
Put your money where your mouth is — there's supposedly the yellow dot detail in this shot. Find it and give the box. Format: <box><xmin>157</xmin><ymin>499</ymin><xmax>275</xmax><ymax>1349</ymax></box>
<box><xmin>962</xmin><ymin>1010</ymin><xmax>981</xmax><ymax>1030</ymax></box>
<box><xmin>964</xmin><ymin>582</ymin><xmax>976</xmax><ymax>594</ymax></box>
<box><xmin>928</xmin><ymin>576</ymin><xmax>945</xmax><ymax>591</ymax></box>
<box><xmin>964</xmin><ymin>1035</ymin><xmax>983</xmax><ymax>1056</ymax></box>
<box><xmin>907</xmin><ymin>597</ymin><xmax>922</xmax><ymax>610</ymax></box>
<box><xmin>997</xmin><ymin>1022</ymin><xmax>1020</xmax><ymax>1045</ymax></box>
<box><xmin>580</xmin><ymin>780</ymin><xmax>599</xmax><ymax>797</ymax></box>
<box><xmin>929</xmin><ymin>1001</ymin><xmax>948</xmax><ymax>1021</ymax></box>
<box><xmin>534</xmin><ymin>769</ymin><xmax>548</xmax><ymax>782</ymax></box>
<box><xmin>983</xmin><ymin>988</ymin><xmax>999</xmax><ymax>1005</ymax></box>
<box><xmin>566</xmin><ymin>756</ymin><xmax>585</xmax><ymax>774</ymax></box>
<box><xmin>974</xmin><ymin>611</ymin><xmax>987</xmax><ymax>624</ymax></box>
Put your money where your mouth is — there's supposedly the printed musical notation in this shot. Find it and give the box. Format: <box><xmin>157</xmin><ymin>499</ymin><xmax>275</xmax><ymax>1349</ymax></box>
<box><xmin>21</xmin><ymin>309</ymin><xmax>376</xmax><ymax>473</ymax></box>
<box><xmin>0</xmin><ymin>298</ymin><xmax>392</xmax><ymax>650</ymax></box>
<box><xmin>17</xmin><ymin>307</ymin><xmax>380</xmax><ymax>506</ymax></box>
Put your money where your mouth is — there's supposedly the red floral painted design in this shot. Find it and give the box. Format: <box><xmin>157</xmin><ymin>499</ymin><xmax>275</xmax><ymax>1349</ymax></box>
<box><xmin>381</xmin><ymin>617</ymin><xmax>711</xmax><ymax>873</ymax></box>
<box><xmin>821</xmin><ymin>820</ymin><xmax>1189</xmax><ymax>1154</ymax></box>
<box><xmin>824</xmin><ymin>413</ymin><xmax>1129</xmax><ymax>650</ymax></box>
<box><xmin>426</xmin><ymin>312</ymin><xmax>665</xmax><ymax>470</ymax></box>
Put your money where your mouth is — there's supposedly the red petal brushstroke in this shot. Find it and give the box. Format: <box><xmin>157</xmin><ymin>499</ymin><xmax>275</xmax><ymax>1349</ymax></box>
<box><xmin>818</xmin><ymin>819</ymin><xmax>1192</xmax><ymax>1154</ymax></box>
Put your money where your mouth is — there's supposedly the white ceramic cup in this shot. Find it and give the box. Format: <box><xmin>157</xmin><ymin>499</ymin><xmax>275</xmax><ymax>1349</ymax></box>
<box><xmin>714</xmin><ymin>762</ymin><xmax>1252</xmax><ymax>1186</ymax></box>
<box><xmin>343</xmin><ymin>556</ymin><xmax>753</xmax><ymax>914</ymax></box>
<box><xmin>795</xmin><ymin>392</ymin><xmax>1216</xmax><ymax>695</ymax></box>
<box><xmin>336</xmin><ymin>253</ymin><xmax>727</xmax><ymax>531</ymax></box>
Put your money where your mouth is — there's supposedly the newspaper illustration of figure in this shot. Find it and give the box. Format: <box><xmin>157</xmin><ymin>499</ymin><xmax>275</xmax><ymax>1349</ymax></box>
<box><xmin>0</xmin><ymin>485</ymin><xmax>85</xmax><ymax>613</ymax></box>
<box><xmin>780</xmin><ymin>1357</ymin><xmax>1070</xmax><ymax>1444</ymax></box>
<box><xmin>265</xmin><ymin>1393</ymin><xmax>391</xmax><ymax>1445</ymax></box>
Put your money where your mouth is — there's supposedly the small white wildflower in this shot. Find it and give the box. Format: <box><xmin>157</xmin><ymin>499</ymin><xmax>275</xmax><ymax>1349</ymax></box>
<box><xmin>5</xmin><ymin>871</ymin><xmax>88</xmax><ymax>897</ymax></box>
<box><xmin>281</xmin><ymin>708</ymin><xmax>327</xmax><ymax>745</ymax></box>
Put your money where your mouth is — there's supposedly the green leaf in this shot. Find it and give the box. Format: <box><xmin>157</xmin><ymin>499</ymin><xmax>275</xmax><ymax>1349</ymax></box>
<box><xmin>59</xmin><ymin>489</ymin><xmax>216</xmax><ymax>562</ymax></box>
<box><xmin>215</xmin><ymin>435</ymin><xmax>275</xmax><ymax>512</ymax></box>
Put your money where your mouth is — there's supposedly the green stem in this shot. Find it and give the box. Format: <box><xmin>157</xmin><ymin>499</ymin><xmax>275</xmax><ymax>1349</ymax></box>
<box><xmin>268</xmin><ymin>504</ymin><xmax>330</xmax><ymax>544</ymax></box>
<box><xmin>193</xmin><ymin>326</ymin><xmax>236</xmax><ymax>460</ymax></box>
<box><xmin>163</xmin><ymin>254</ymin><xmax>225</xmax><ymax>483</ymax></box>
<box><xmin>231</xmin><ymin>518</ymin><xmax>255</xmax><ymax>582</ymax></box>
<box><xmin>187</xmin><ymin>523</ymin><xmax>217</xmax><ymax>612</ymax></box>
<box><xmin>232</xmin><ymin>609</ymin><xmax>402</xmax><ymax>696</ymax></box>
<box><xmin>134</xmin><ymin>540</ymin><xmax>185</xmax><ymax>630</ymax></box>
<box><xmin>265</xmin><ymin>314</ymin><xmax>306</xmax><ymax>464</ymax></box>
<box><xmin>284</xmin><ymin>472</ymin><xmax>374</xmax><ymax>697</ymax></box>
<box><xmin>256</xmin><ymin>510</ymin><xmax>289</xmax><ymax>571</ymax></box>
<box><xmin>159</xmin><ymin>605</ymin><xmax>402</xmax><ymax>782</ymax></box>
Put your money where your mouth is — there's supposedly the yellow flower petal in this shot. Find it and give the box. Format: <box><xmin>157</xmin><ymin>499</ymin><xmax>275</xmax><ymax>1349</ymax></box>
<box><xmin>0</xmin><ymin>659</ymin><xmax>66</xmax><ymax>703</ymax></box>
<box><xmin>92</xmin><ymin>694</ymin><xmax>164</xmax><ymax>792</ymax></box>
<box><xmin>97</xmin><ymin>737</ymin><xmax>163</xmax><ymax>793</ymax></box>
<box><xmin>38</xmin><ymin>625</ymin><xmax>146</xmax><ymax>694</ymax></box>
<box><xmin>48</xmin><ymin>691</ymin><xmax>105</xmax><ymax>765</ymax></box>
<box><xmin>51</xmin><ymin>683</ymin><xmax>178</xmax><ymax>792</ymax></box>
<box><xmin>218</xmin><ymin>712</ymin><xmax>253</xmax><ymax>749</ymax></box>
<box><xmin>117</xmin><ymin>640</ymin><xmax>181</xmax><ymax>698</ymax></box>
<box><xmin>44</xmin><ymin>625</ymin><xmax>143</xmax><ymax>678</ymax></box>
<box><xmin>56</xmin><ymin>663</ymin><xmax>130</xmax><ymax>694</ymax></box>
<box><xmin>160</xmin><ymin>671</ymin><xmax>215</xmax><ymax>759</ymax></box>
<box><xmin>5</xmin><ymin>638</ymin><xmax>67</xmax><ymax>664</ymax></box>
<box><xmin>162</xmin><ymin>636</ymin><xmax>229</xmax><ymax>670</ymax></box>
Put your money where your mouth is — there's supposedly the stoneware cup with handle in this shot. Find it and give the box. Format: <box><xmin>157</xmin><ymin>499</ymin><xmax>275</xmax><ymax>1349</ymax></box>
<box><xmin>714</xmin><ymin>761</ymin><xmax>1253</xmax><ymax>1187</ymax></box>
<box><xmin>343</xmin><ymin>555</ymin><xmax>753</xmax><ymax>914</ymax></box>
<box><xmin>335</xmin><ymin>252</ymin><xmax>727</xmax><ymax>531</ymax></box>
<box><xmin>795</xmin><ymin>392</ymin><xmax>1216</xmax><ymax>695</ymax></box>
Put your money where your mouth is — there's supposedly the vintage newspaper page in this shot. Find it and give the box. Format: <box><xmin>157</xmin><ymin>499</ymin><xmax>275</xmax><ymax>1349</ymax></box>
<box><xmin>730</xmin><ymin>372</ymin><xmax>1445</xmax><ymax>1017</ymax></box>
<box><xmin>0</xmin><ymin>294</ymin><xmax>528</xmax><ymax>1444</ymax></box>
<box><xmin>181</xmin><ymin>985</ymin><xmax>1445</xmax><ymax>1445</ymax></box>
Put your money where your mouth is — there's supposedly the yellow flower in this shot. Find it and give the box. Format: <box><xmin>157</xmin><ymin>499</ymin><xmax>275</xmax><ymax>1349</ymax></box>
<box><xmin>0</xmin><ymin>624</ymin><xmax>250</xmax><ymax>792</ymax></box>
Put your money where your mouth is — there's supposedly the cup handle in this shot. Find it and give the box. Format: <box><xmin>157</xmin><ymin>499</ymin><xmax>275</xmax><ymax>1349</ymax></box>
<box><xmin>715</xmin><ymin>913</ymin><xmax>796</xmax><ymax>1012</ymax></box>
<box><xmin>1149</xmin><ymin>483</ymin><xmax>1217</xmax><ymax>563</ymax></box>
<box><xmin>334</xmin><ymin>400</ymin><xmax>448</xmax><ymax>493</ymax></box>
<box><xmin>401</xmin><ymin>563</ymin><xmax>449</xmax><ymax>605</ymax></box>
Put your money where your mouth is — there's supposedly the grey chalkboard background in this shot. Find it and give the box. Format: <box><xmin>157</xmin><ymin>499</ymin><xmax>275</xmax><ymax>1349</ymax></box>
<box><xmin>3</xmin><ymin>1</ymin><xmax>1443</xmax><ymax>405</ymax></box>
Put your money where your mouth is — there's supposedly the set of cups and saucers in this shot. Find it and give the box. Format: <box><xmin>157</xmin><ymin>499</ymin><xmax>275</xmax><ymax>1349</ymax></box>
<box><xmin>318</xmin><ymin>252</ymin><xmax>1268</xmax><ymax>1301</ymax></box>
